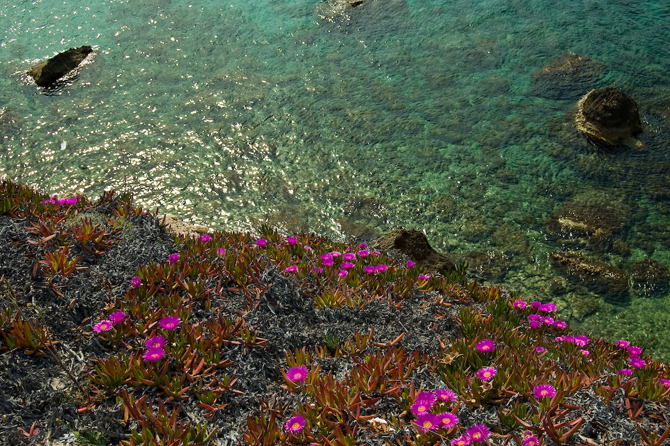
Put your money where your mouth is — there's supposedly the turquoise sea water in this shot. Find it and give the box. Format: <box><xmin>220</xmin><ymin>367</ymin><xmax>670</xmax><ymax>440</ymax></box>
<box><xmin>2</xmin><ymin>0</ymin><xmax>670</xmax><ymax>359</ymax></box>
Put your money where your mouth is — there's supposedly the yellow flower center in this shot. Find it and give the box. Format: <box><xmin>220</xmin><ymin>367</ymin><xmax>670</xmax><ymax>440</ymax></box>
<box><xmin>294</xmin><ymin>373</ymin><xmax>302</xmax><ymax>379</ymax></box>
<box><xmin>472</xmin><ymin>433</ymin><xmax>481</xmax><ymax>439</ymax></box>
<box><xmin>541</xmin><ymin>390</ymin><xmax>548</xmax><ymax>396</ymax></box>
<box><xmin>423</xmin><ymin>421</ymin><xmax>432</xmax><ymax>428</ymax></box>
<box><xmin>292</xmin><ymin>422</ymin><xmax>300</xmax><ymax>430</ymax></box>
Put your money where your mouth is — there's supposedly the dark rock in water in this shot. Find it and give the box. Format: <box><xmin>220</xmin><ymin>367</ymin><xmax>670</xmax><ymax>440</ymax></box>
<box><xmin>630</xmin><ymin>259</ymin><xmax>670</xmax><ymax>297</ymax></box>
<box><xmin>372</xmin><ymin>228</ymin><xmax>456</xmax><ymax>276</ymax></box>
<box><xmin>575</xmin><ymin>88</ymin><xmax>643</xmax><ymax>148</ymax></box>
<box><xmin>27</xmin><ymin>46</ymin><xmax>93</xmax><ymax>87</ymax></box>
<box><xmin>316</xmin><ymin>0</ymin><xmax>412</xmax><ymax>36</ymax></box>
<box><xmin>530</xmin><ymin>53</ymin><xmax>603</xmax><ymax>100</ymax></box>
<box><xmin>549</xmin><ymin>250</ymin><xmax>628</xmax><ymax>300</ymax></box>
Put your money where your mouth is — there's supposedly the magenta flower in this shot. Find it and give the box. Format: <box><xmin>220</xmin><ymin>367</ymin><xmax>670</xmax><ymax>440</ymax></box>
<box><xmin>143</xmin><ymin>347</ymin><xmax>165</xmax><ymax>362</ymax></box>
<box><xmin>359</xmin><ymin>242</ymin><xmax>367</xmax><ymax>248</ymax></box>
<box><xmin>310</xmin><ymin>267</ymin><xmax>323</xmax><ymax>274</ymax></box>
<box><xmin>533</xmin><ymin>384</ymin><xmax>556</xmax><ymax>399</ymax></box>
<box><xmin>330</xmin><ymin>251</ymin><xmax>341</xmax><ymax>257</ymax></box>
<box><xmin>320</xmin><ymin>253</ymin><xmax>333</xmax><ymax>261</ymax></box>
<box><xmin>513</xmin><ymin>300</ymin><xmax>527</xmax><ymax>309</ymax></box>
<box><xmin>476</xmin><ymin>367</ymin><xmax>496</xmax><ymax>381</ymax></box>
<box><xmin>475</xmin><ymin>339</ymin><xmax>495</xmax><ymax>353</ymax></box>
<box><xmin>435</xmin><ymin>388</ymin><xmax>457</xmax><ymax>403</ymax></box>
<box><xmin>304</xmin><ymin>245</ymin><xmax>312</xmax><ymax>251</ymax></box>
<box><xmin>371</xmin><ymin>251</ymin><xmax>380</xmax><ymax>255</ymax></box>
<box><xmin>528</xmin><ymin>314</ymin><xmax>541</xmax><ymax>321</ymax></box>
<box><xmin>217</xmin><ymin>248</ymin><xmax>226</xmax><ymax>256</ymax></box>
<box><xmin>541</xmin><ymin>316</ymin><xmax>554</xmax><ymax>325</ymax></box>
<box><xmin>131</xmin><ymin>276</ymin><xmax>142</xmax><ymax>288</ymax></box>
<box><xmin>376</xmin><ymin>264</ymin><xmax>388</xmax><ymax>272</ymax></box>
<box><xmin>581</xmin><ymin>350</ymin><xmax>590</xmax><ymax>356</ymax></box>
<box><xmin>364</xmin><ymin>265</ymin><xmax>377</xmax><ymax>274</ymax></box>
<box><xmin>145</xmin><ymin>336</ymin><xmax>168</xmax><ymax>349</ymax></box>
<box><xmin>284</xmin><ymin>415</ymin><xmax>306</xmax><ymax>433</ymax></box>
<box><xmin>168</xmin><ymin>253</ymin><xmax>179</xmax><ymax>263</ymax></box>
<box><xmin>159</xmin><ymin>316</ymin><xmax>181</xmax><ymax>330</ymax></box>
<box><xmin>452</xmin><ymin>435</ymin><xmax>472</xmax><ymax>446</ymax></box>
<box><xmin>523</xmin><ymin>436</ymin><xmax>539</xmax><ymax>446</ymax></box>
<box><xmin>341</xmin><ymin>262</ymin><xmax>355</xmax><ymax>269</ymax></box>
<box><xmin>256</xmin><ymin>238</ymin><xmax>267</xmax><ymax>247</ymax></box>
<box><xmin>407</xmin><ymin>260</ymin><xmax>416</xmax><ymax>268</ymax></box>
<box><xmin>536</xmin><ymin>346</ymin><xmax>547</xmax><ymax>353</ymax></box>
<box><xmin>418</xmin><ymin>274</ymin><xmax>431</xmax><ymax>280</ymax></box>
<box><xmin>287</xmin><ymin>236</ymin><xmax>297</xmax><ymax>245</ymax></box>
<box><xmin>200</xmin><ymin>234</ymin><xmax>211</xmax><ymax>242</ymax></box>
<box><xmin>410</xmin><ymin>399</ymin><xmax>434</xmax><ymax>415</ymax></box>
<box><xmin>618</xmin><ymin>368</ymin><xmax>633</xmax><ymax>376</ymax></box>
<box><xmin>93</xmin><ymin>320</ymin><xmax>113</xmax><ymax>332</ymax></box>
<box><xmin>415</xmin><ymin>391</ymin><xmax>436</xmax><ymax>403</ymax></box>
<box><xmin>109</xmin><ymin>311</ymin><xmax>126</xmax><ymax>324</ymax></box>
<box><xmin>338</xmin><ymin>270</ymin><xmax>348</xmax><ymax>278</ymax></box>
<box><xmin>286</xmin><ymin>366</ymin><xmax>308</xmax><ymax>382</ymax></box>
<box><xmin>615</xmin><ymin>340</ymin><xmax>630</xmax><ymax>349</ymax></box>
<box><xmin>466</xmin><ymin>424</ymin><xmax>490</xmax><ymax>443</ymax></box>
<box><xmin>555</xmin><ymin>336</ymin><xmax>566</xmax><ymax>342</ymax></box>
<box><xmin>553</xmin><ymin>320</ymin><xmax>567</xmax><ymax>329</ymax></box>
<box><xmin>343</xmin><ymin>252</ymin><xmax>356</xmax><ymax>261</ymax></box>
<box><xmin>630</xmin><ymin>357</ymin><xmax>646</xmax><ymax>369</ymax></box>
<box><xmin>628</xmin><ymin>346</ymin><xmax>642</xmax><ymax>356</ymax></box>
<box><xmin>575</xmin><ymin>335</ymin><xmax>590</xmax><ymax>346</ymax></box>
<box><xmin>284</xmin><ymin>265</ymin><xmax>298</xmax><ymax>273</ymax></box>
<box><xmin>529</xmin><ymin>320</ymin><xmax>542</xmax><ymax>329</ymax></box>
<box><xmin>436</xmin><ymin>412</ymin><xmax>459</xmax><ymax>429</ymax></box>
<box><xmin>531</xmin><ymin>301</ymin><xmax>542</xmax><ymax>309</ymax></box>
<box><xmin>357</xmin><ymin>249</ymin><xmax>369</xmax><ymax>257</ymax></box>
<box><xmin>660</xmin><ymin>379</ymin><xmax>670</xmax><ymax>389</ymax></box>
<box><xmin>539</xmin><ymin>303</ymin><xmax>556</xmax><ymax>312</ymax></box>
<box><xmin>322</xmin><ymin>259</ymin><xmax>334</xmax><ymax>267</ymax></box>
<box><xmin>414</xmin><ymin>413</ymin><xmax>439</xmax><ymax>432</ymax></box>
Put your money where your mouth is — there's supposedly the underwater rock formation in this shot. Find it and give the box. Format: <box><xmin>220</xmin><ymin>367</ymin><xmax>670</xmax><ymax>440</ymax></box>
<box><xmin>630</xmin><ymin>259</ymin><xmax>670</xmax><ymax>297</ymax></box>
<box><xmin>575</xmin><ymin>88</ymin><xmax>643</xmax><ymax>148</ymax></box>
<box><xmin>531</xmin><ymin>53</ymin><xmax>604</xmax><ymax>100</ymax></box>
<box><xmin>27</xmin><ymin>45</ymin><xmax>93</xmax><ymax>87</ymax></box>
<box><xmin>462</xmin><ymin>251</ymin><xmax>507</xmax><ymax>283</ymax></box>
<box><xmin>372</xmin><ymin>228</ymin><xmax>455</xmax><ymax>276</ymax></box>
<box><xmin>549</xmin><ymin>250</ymin><xmax>628</xmax><ymax>300</ymax></box>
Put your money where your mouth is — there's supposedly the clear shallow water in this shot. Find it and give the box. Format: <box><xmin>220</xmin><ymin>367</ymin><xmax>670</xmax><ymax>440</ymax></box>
<box><xmin>2</xmin><ymin>0</ymin><xmax>670</xmax><ymax>358</ymax></box>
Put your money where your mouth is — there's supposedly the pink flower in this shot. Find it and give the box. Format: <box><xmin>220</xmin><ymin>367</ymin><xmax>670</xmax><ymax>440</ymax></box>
<box><xmin>93</xmin><ymin>320</ymin><xmax>113</xmax><ymax>332</ymax></box>
<box><xmin>357</xmin><ymin>250</ymin><xmax>369</xmax><ymax>257</ymax></box>
<box><xmin>513</xmin><ymin>300</ymin><xmax>527</xmax><ymax>309</ymax></box>
<box><xmin>371</xmin><ymin>251</ymin><xmax>380</xmax><ymax>255</ymax></box>
<box><xmin>555</xmin><ymin>336</ymin><xmax>566</xmax><ymax>342</ymax></box>
<box><xmin>628</xmin><ymin>346</ymin><xmax>642</xmax><ymax>356</ymax></box>
<box><xmin>436</xmin><ymin>412</ymin><xmax>459</xmax><ymax>429</ymax></box>
<box><xmin>476</xmin><ymin>367</ymin><xmax>496</xmax><ymax>381</ymax></box>
<box><xmin>284</xmin><ymin>265</ymin><xmax>298</xmax><ymax>273</ymax></box>
<box><xmin>452</xmin><ymin>435</ymin><xmax>472</xmax><ymax>446</ymax></box>
<box><xmin>531</xmin><ymin>301</ymin><xmax>542</xmax><ymax>309</ymax></box>
<box><xmin>536</xmin><ymin>346</ymin><xmax>547</xmax><ymax>352</ymax></box>
<box><xmin>475</xmin><ymin>339</ymin><xmax>495</xmax><ymax>353</ymax></box>
<box><xmin>256</xmin><ymin>238</ymin><xmax>267</xmax><ymax>247</ymax></box>
<box><xmin>553</xmin><ymin>320</ymin><xmax>567</xmax><ymax>329</ymax></box>
<box><xmin>131</xmin><ymin>276</ymin><xmax>142</xmax><ymax>288</ymax></box>
<box><xmin>630</xmin><ymin>357</ymin><xmax>646</xmax><ymax>369</ymax></box>
<box><xmin>407</xmin><ymin>260</ymin><xmax>416</xmax><ymax>268</ymax></box>
<box><xmin>359</xmin><ymin>242</ymin><xmax>367</xmax><ymax>248</ymax></box>
<box><xmin>618</xmin><ymin>368</ymin><xmax>633</xmax><ymax>376</ymax></box>
<box><xmin>532</xmin><ymin>384</ymin><xmax>556</xmax><ymax>399</ymax></box>
<box><xmin>539</xmin><ymin>303</ymin><xmax>556</xmax><ymax>312</ymax></box>
<box><xmin>415</xmin><ymin>391</ymin><xmax>436</xmax><ymax>403</ymax></box>
<box><xmin>343</xmin><ymin>253</ymin><xmax>356</xmax><ymax>261</ymax></box>
<box><xmin>286</xmin><ymin>366</ymin><xmax>308</xmax><ymax>382</ymax></box>
<box><xmin>145</xmin><ymin>336</ymin><xmax>167</xmax><ymax>349</ymax></box>
<box><xmin>320</xmin><ymin>253</ymin><xmax>333</xmax><ymax>261</ymax></box>
<box><xmin>200</xmin><ymin>234</ymin><xmax>211</xmax><ymax>242</ymax></box>
<box><xmin>376</xmin><ymin>264</ymin><xmax>387</xmax><ymax>272</ymax></box>
<box><xmin>528</xmin><ymin>314</ymin><xmax>541</xmax><ymax>321</ymax></box>
<box><xmin>168</xmin><ymin>253</ymin><xmax>179</xmax><ymax>263</ymax></box>
<box><xmin>341</xmin><ymin>262</ymin><xmax>355</xmax><ymax>269</ymax></box>
<box><xmin>287</xmin><ymin>236</ymin><xmax>297</xmax><ymax>245</ymax></box>
<box><xmin>322</xmin><ymin>259</ymin><xmax>334</xmax><ymax>267</ymax></box>
<box><xmin>410</xmin><ymin>399</ymin><xmax>434</xmax><ymax>415</ymax></box>
<box><xmin>217</xmin><ymin>248</ymin><xmax>226</xmax><ymax>256</ymax></box>
<box><xmin>159</xmin><ymin>316</ymin><xmax>181</xmax><ymax>330</ymax></box>
<box><xmin>284</xmin><ymin>415</ymin><xmax>306</xmax><ymax>433</ymax></box>
<box><xmin>541</xmin><ymin>316</ymin><xmax>554</xmax><ymax>325</ymax></box>
<box><xmin>364</xmin><ymin>265</ymin><xmax>377</xmax><ymax>274</ymax></box>
<box><xmin>615</xmin><ymin>340</ymin><xmax>630</xmax><ymax>349</ymax></box>
<box><xmin>529</xmin><ymin>320</ymin><xmax>542</xmax><ymax>329</ymax></box>
<box><xmin>109</xmin><ymin>311</ymin><xmax>126</xmax><ymax>324</ymax></box>
<box><xmin>304</xmin><ymin>245</ymin><xmax>312</xmax><ymax>251</ymax></box>
<box><xmin>581</xmin><ymin>350</ymin><xmax>590</xmax><ymax>356</ymax></box>
<box><xmin>310</xmin><ymin>267</ymin><xmax>323</xmax><ymax>274</ymax></box>
<box><xmin>330</xmin><ymin>251</ymin><xmax>341</xmax><ymax>258</ymax></box>
<box><xmin>143</xmin><ymin>347</ymin><xmax>165</xmax><ymax>362</ymax></box>
<box><xmin>435</xmin><ymin>388</ymin><xmax>457</xmax><ymax>403</ymax></box>
<box><xmin>659</xmin><ymin>379</ymin><xmax>670</xmax><ymax>389</ymax></box>
<box><xmin>414</xmin><ymin>413</ymin><xmax>438</xmax><ymax>432</ymax></box>
<box><xmin>523</xmin><ymin>436</ymin><xmax>539</xmax><ymax>446</ymax></box>
<box><xmin>466</xmin><ymin>424</ymin><xmax>490</xmax><ymax>443</ymax></box>
<box><xmin>418</xmin><ymin>274</ymin><xmax>431</xmax><ymax>280</ymax></box>
<box><xmin>338</xmin><ymin>270</ymin><xmax>348</xmax><ymax>278</ymax></box>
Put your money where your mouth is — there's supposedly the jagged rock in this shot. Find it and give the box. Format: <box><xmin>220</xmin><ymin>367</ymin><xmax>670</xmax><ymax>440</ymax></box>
<box><xmin>531</xmin><ymin>53</ymin><xmax>604</xmax><ymax>100</ymax></box>
<box><xmin>575</xmin><ymin>88</ymin><xmax>643</xmax><ymax>148</ymax></box>
<box><xmin>160</xmin><ymin>214</ymin><xmax>208</xmax><ymax>239</ymax></box>
<box><xmin>630</xmin><ymin>259</ymin><xmax>670</xmax><ymax>297</ymax></box>
<box><xmin>549</xmin><ymin>250</ymin><xmax>628</xmax><ymax>300</ymax></box>
<box><xmin>27</xmin><ymin>46</ymin><xmax>93</xmax><ymax>87</ymax></box>
<box><xmin>372</xmin><ymin>228</ymin><xmax>455</xmax><ymax>276</ymax></box>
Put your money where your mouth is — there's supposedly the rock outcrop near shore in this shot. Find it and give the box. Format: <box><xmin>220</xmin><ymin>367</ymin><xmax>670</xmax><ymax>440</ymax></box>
<box><xmin>575</xmin><ymin>88</ymin><xmax>643</xmax><ymax>148</ymax></box>
<box><xmin>27</xmin><ymin>45</ymin><xmax>93</xmax><ymax>87</ymax></box>
<box><xmin>373</xmin><ymin>228</ymin><xmax>456</xmax><ymax>276</ymax></box>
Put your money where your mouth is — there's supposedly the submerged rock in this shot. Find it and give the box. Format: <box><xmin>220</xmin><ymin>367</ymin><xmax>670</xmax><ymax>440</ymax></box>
<box><xmin>462</xmin><ymin>251</ymin><xmax>507</xmax><ymax>283</ymax></box>
<box><xmin>630</xmin><ymin>259</ymin><xmax>670</xmax><ymax>297</ymax></box>
<box><xmin>531</xmin><ymin>53</ymin><xmax>604</xmax><ymax>100</ymax></box>
<box><xmin>372</xmin><ymin>228</ymin><xmax>455</xmax><ymax>276</ymax></box>
<box><xmin>575</xmin><ymin>88</ymin><xmax>643</xmax><ymax>148</ymax></box>
<box><xmin>27</xmin><ymin>45</ymin><xmax>93</xmax><ymax>87</ymax></box>
<box><xmin>545</xmin><ymin>203</ymin><xmax>629</xmax><ymax>252</ymax></box>
<box><xmin>549</xmin><ymin>250</ymin><xmax>628</xmax><ymax>300</ymax></box>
